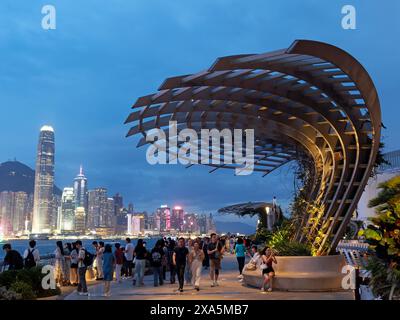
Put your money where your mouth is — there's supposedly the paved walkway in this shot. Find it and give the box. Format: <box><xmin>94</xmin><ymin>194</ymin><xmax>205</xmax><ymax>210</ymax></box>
<box><xmin>64</xmin><ymin>255</ymin><xmax>354</xmax><ymax>300</ymax></box>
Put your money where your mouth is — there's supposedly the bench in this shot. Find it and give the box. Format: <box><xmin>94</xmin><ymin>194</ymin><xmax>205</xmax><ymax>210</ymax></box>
<box><xmin>243</xmin><ymin>255</ymin><xmax>346</xmax><ymax>291</ymax></box>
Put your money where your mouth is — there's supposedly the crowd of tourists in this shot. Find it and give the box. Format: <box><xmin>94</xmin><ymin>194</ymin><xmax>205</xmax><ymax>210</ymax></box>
<box><xmin>1</xmin><ymin>232</ymin><xmax>277</xmax><ymax>296</ymax></box>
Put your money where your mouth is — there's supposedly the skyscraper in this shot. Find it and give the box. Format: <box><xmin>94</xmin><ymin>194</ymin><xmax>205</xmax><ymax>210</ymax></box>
<box><xmin>171</xmin><ymin>206</ymin><xmax>184</xmax><ymax>231</ymax></box>
<box><xmin>87</xmin><ymin>188</ymin><xmax>108</xmax><ymax>229</ymax></box>
<box><xmin>60</xmin><ymin>187</ymin><xmax>75</xmax><ymax>232</ymax></box>
<box><xmin>73</xmin><ymin>165</ymin><xmax>88</xmax><ymax>213</ymax></box>
<box><xmin>32</xmin><ymin>125</ymin><xmax>55</xmax><ymax>234</ymax></box>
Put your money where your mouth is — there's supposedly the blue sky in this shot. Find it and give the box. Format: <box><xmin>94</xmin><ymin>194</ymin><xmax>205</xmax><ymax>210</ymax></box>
<box><xmin>0</xmin><ymin>0</ymin><xmax>399</xmax><ymax>225</ymax></box>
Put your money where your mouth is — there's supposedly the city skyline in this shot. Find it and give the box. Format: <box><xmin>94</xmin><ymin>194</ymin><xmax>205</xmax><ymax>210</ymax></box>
<box><xmin>1</xmin><ymin>1</ymin><xmax>399</xmax><ymax>222</ymax></box>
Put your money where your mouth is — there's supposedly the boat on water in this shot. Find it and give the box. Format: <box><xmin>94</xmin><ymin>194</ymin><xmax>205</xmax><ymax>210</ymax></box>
<box><xmin>29</xmin><ymin>233</ymin><xmax>51</xmax><ymax>240</ymax></box>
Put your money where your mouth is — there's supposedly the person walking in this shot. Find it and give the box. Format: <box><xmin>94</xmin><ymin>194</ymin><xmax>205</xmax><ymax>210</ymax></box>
<box><xmin>185</xmin><ymin>239</ymin><xmax>194</xmax><ymax>285</ymax></box>
<box><xmin>70</xmin><ymin>242</ymin><xmax>79</xmax><ymax>286</ymax></box>
<box><xmin>102</xmin><ymin>244</ymin><xmax>115</xmax><ymax>297</ymax></box>
<box><xmin>23</xmin><ymin>240</ymin><xmax>40</xmax><ymax>268</ymax></box>
<box><xmin>76</xmin><ymin>240</ymin><xmax>90</xmax><ymax>296</ymax></box>
<box><xmin>202</xmin><ymin>238</ymin><xmax>210</xmax><ymax>269</ymax></box>
<box><xmin>114</xmin><ymin>243</ymin><xmax>124</xmax><ymax>283</ymax></box>
<box><xmin>161</xmin><ymin>241</ymin><xmax>168</xmax><ymax>281</ymax></box>
<box><xmin>124</xmin><ymin>238</ymin><xmax>134</xmax><ymax>278</ymax></box>
<box><xmin>2</xmin><ymin>244</ymin><xmax>23</xmax><ymax>271</ymax></box>
<box><xmin>173</xmin><ymin>237</ymin><xmax>189</xmax><ymax>293</ymax></box>
<box><xmin>167</xmin><ymin>240</ymin><xmax>176</xmax><ymax>284</ymax></box>
<box><xmin>234</xmin><ymin>237</ymin><xmax>246</xmax><ymax>280</ymax></box>
<box><xmin>260</xmin><ymin>247</ymin><xmax>277</xmax><ymax>292</ymax></box>
<box><xmin>133</xmin><ymin>239</ymin><xmax>147</xmax><ymax>287</ymax></box>
<box><xmin>150</xmin><ymin>239</ymin><xmax>164</xmax><ymax>287</ymax></box>
<box><xmin>208</xmin><ymin>233</ymin><xmax>223</xmax><ymax>287</ymax></box>
<box><xmin>189</xmin><ymin>241</ymin><xmax>205</xmax><ymax>291</ymax></box>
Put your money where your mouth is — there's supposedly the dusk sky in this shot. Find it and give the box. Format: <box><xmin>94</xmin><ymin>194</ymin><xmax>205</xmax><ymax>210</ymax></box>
<box><xmin>0</xmin><ymin>0</ymin><xmax>399</xmax><ymax>225</ymax></box>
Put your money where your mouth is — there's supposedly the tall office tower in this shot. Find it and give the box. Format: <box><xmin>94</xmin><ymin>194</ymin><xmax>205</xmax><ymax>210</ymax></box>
<box><xmin>73</xmin><ymin>165</ymin><xmax>88</xmax><ymax>213</ymax></box>
<box><xmin>171</xmin><ymin>206</ymin><xmax>184</xmax><ymax>231</ymax></box>
<box><xmin>157</xmin><ymin>205</ymin><xmax>170</xmax><ymax>232</ymax></box>
<box><xmin>198</xmin><ymin>214</ymin><xmax>207</xmax><ymax>235</ymax></box>
<box><xmin>113</xmin><ymin>193</ymin><xmax>123</xmax><ymax>215</ymax></box>
<box><xmin>32</xmin><ymin>125</ymin><xmax>55</xmax><ymax>234</ymax></box>
<box><xmin>12</xmin><ymin>192</ymin><xmax>29</xmax><ymax>234</ymax></box>
<box><xmin>0</xmin><ymin>191</ymin><xmax>30</xmax><ymax>236</ymax></box>
<box><xmin>60</xmin><ymin>188</ymin><xmax>75</xmax><ymax>232</ymax></box>
<box><xmin>87</xmin><ymin>188</ymin><xmax>108</xmax><ymax>228</ymax></box>
<box><xmin>153</xmin><ymin>212</ymin><xmax>161</xmax><ymax>232</ymax></box>
<box><xmin>207</xmin><ymin>213</ymin><xmax>216</xmax><ymax>234</ymax></box>
<box><xmin>74</xmin><ymin>207</ymin><xmax>86</xmax><ymax>234</ymax></box>
<box><xmin>107</xmin><ymin>197</ymin><xmax>115</xmax><ymax>228</ymax></box>
<box><xmin>0</xmin><ymin>191</ymin><xmax>14</xmax><ymax>236</ymax></box>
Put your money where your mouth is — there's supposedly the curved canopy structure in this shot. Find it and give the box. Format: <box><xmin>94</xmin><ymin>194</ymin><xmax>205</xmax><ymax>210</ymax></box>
<box><xmin>125</xmin><ymin>40</ymin><xmax>382</xmax><ymax>254</ymax></box>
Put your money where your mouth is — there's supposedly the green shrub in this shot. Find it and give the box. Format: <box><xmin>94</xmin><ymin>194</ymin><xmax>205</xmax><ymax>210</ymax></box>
<box><xmin>0</xmin><ymin>270</ymin><xmax>18</xmax><ymax>289</ymax></box>
<box><xmin>272</xmin><ymin>241</ymin><xmax>311</xmax><ymax>256</ymax></box>
<box><xmin>0</xmin><ymin>267</ymin><xmax>60</xmax><ymax>299</ymax></box>
<box><xmin>266</xmin><ymin>224</ymin><xmax>312</xmax><ymax>256</ymax></box>
<box><xmin>10</xmin><ymin>281</ymin><xmax>36</xmax><ymax>300</ymax></box>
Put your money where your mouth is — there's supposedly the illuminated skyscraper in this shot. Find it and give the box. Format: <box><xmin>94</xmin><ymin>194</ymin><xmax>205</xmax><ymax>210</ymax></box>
<box><xmin>171</xmin><ymin>206</ymin><xmax>184</xmax><ymax>231</ymax></box>
<box><xmin>73</xmin><ymin>165</ymin><xmax>88</xmax><ymax>213</ymax></box>
<box><xmin>87</xmin><ymin>188</ymin><xmax>108</xmax><ymax>228</ymax></box>
<box><xmin>74</xmin><ymin>207</ymin><xmax>86</xmax><ymax>233</ymax></box>
<box><xmin>60</xmin><ymin>187</ymin><xmax>75</xmax><ymax>232</ymax></box>
<box><xmin>32</xmin><ymin>125</ymin><xmax>55</xmax><ymax>234</ymax></box>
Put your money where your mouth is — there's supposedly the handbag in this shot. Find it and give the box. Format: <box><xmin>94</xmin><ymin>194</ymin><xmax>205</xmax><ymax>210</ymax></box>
<box><xmin>246</xmin><ymin>262</ymin><xmax>256</xmax><ymax>271</ymax></box>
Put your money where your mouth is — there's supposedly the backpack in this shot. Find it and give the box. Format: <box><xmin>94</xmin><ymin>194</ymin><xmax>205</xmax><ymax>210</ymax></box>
<box><xmin>151</xmin><ymin>251</ymin><xmax>162</xmax><ymax>264</ymax></box>
<box><xmin>24</xmin><ymin>249</ymin><xmax>36</xmax><ymax>268</ymax></box>
<box><xmin>83</xmin><ymin>249</ymin><xmax>94</xmax><ymax>267</ymax></box>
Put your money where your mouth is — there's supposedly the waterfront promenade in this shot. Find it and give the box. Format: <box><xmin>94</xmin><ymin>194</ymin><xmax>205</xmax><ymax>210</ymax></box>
<box><xmin>63</xmin><ymin>254</ymin><xmax>354</xmax><ymax>300</ymax></box>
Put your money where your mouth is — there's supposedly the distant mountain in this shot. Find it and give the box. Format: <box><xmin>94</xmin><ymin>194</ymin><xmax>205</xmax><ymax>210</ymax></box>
<box><xmin>215</xmin><ymin>220</ymin><xmax>256</xmax><ymax>235</ymax></box>
<box><xmin>0</xmin><ymin>161</ymin><xmax>62</xmax><ymax>195</ymax></box>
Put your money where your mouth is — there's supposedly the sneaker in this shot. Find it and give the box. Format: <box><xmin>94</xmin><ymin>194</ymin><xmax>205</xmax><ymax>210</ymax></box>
<box><xmin>215</xmin><ymin>281</ymin><xmax>219</xmax><ymax>286</ymax></box>
<box><xmin>79</xmin><ymin>292</ymin><xmax>89</xmax><ymax>296</ymax></box>
<box><xmin>260</xmin><ymin>287</ymin><xmax>265</xmax><ymax>293</ymax></box>
<box><xmin>267</xmin><ymin>287</ymin><xmax>272</xmax><ymax>292</ymax></box>
<box><xmin>180</xmin><ymin>289</ymin><xmax>183</xmax><ymax>293</ymax></box>
<box><xmin>195</xmin><ymin>287</ymin><xmax>200</xmax><ymax>291</ymax></box>
<box><xmin>211</xmin><ymin>282</ymin><xmax>216</xmax><ymax>287</ymax></box>
<box><xmin>237</xmin><ymin>275</ymin><xmax>242</xmax><ymax>279</ymax></box>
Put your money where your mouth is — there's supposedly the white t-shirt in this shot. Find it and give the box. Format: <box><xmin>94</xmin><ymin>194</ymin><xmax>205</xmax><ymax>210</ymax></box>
<box><xmin>23</xmin><ymin>248</ymin><xmax>40</xmax><ymax>264</ymax></box>
<box><xmin>125</xmin><ymin>243</ymin><xmax>134</xmax><ymax>261</ymax></box>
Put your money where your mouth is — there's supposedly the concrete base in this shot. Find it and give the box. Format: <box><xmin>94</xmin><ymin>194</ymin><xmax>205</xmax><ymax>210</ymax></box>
<box><xmin>243</xmin><ymin>255</ymin><xmax>346</xmax><ymax>291</ymax></box>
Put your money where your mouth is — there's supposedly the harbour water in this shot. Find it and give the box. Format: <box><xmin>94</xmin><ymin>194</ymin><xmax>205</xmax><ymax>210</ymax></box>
<box><xmin>0</xmin><ymin>238</ymin><xmax>160</xmax><ymax>259</ymax></box>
